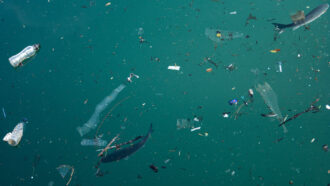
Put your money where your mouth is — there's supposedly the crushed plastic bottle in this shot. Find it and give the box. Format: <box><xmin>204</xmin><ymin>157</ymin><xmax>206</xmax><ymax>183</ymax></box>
<box><xmin>3</xmin><ymin>122</ymin><xmax>26</xmax><ymax>146</ymax></box>
<box><xmin>9</xmin><ymin>44</ymin><xmax>40</xmax><ymax>68</ymax></box>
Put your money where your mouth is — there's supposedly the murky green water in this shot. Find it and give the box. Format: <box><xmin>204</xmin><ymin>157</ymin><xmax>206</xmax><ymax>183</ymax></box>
<box><xmin>0</xmin><ymin>0</ymin><xmax>329</xmax><ymax>185</ymax></box>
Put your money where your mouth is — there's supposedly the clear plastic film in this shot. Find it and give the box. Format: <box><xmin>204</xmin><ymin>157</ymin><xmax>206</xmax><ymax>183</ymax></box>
<box><xmin>205</xmin><ymin>27</ymin><xmax>244</xmax><ymax>42</ymax></box>
<box><xmin>77</xmin><ymin>84</ymin><xmax>126</xmax><ymax>136</ymax></box>
<box><xmin>256</xmin><ymin>82</ymin><xmax>288</xmax><ymax>133</ymax></box>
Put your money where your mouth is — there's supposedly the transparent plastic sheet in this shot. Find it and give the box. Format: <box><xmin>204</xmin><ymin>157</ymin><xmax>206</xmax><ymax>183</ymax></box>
<box><xmin>205</xmin><ymin>27</ymin><xmax>244</xmax><ymax>42</ymax></box>
<box><xmin>256</xmin><ymin>82</ymin><xmax>288</xmax><ymax>133</ymax></box>
<box><xmin>80</xmin><ymin>138</ymin><xmax>107</xmax><ymax>147</ymax></box>
<box><xmin>77</xmin><ymin>84</ymin><xmax>126</xmax><ymax>136</ymax></box>
<box><xmin>56</xmin><ymin>165</ymin><xmax>74</xmax><ymax>186</ymax></box>
<box><xmin>176</xmin><ymin>119</ymin><xmax>190</xmax><ymax>130</ymax></box>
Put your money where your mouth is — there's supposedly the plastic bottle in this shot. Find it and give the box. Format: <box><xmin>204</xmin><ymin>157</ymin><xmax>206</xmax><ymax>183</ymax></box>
<box><xmin>3</xmin><ymin>122</ymin><xmax>25</xmax><ymax>146</ymax></box>
<box><xmin>9</xmin><ymin>44</ymin><xmax>40</xmax><ymax>68</ymax></box>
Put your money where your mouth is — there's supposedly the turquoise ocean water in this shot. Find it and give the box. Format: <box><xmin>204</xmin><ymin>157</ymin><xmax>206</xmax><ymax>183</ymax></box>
<box><xmin>0</xmin><ymin>0</ymin><xmax>329</xmax><ymax>185</ymax></box>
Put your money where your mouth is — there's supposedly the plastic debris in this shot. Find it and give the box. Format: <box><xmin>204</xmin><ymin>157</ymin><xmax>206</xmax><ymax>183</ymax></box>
<box><xmin>9</xmin><ymin>44</ymin><xmax>40</xmax><ymax>68</ymax></box>
<box><xmin>206</xmin><ymin>68</ymin><xmax>212</xmax><ymax>72</ymax></box>
<box><xmin>127</xmin><ymin>73</ymin><xmax>140</xmax><ymax>83</ymax></box>
<box><xmin>205</xmin><ymin>27</ymin><xmax>244</xmax><ymax>42</ymax></box>
<box><xmin>190</xmin><ymin>127</ymin><xmax>201</xmax><ymax>132</ymax></box>
<box><xmin>325</xmin><ymin>104</ymin><xmax>330</xmax><ymax>110</ymax></box>
<box><xmin>3</xmin><ymin>122</ymin><xmax>25</xmax><ymax>146</ymax></box>
<box><xmin>56</xmin><ymin>165</ymin><xmax>74</xmax><ymax>186</ymax></box>
<box><xmin>270</xmin><ymin>49</ymin><xmax>280</xmax><ymax>53</ymax></box>
<box><xmin>2</xmin><ymin>107</ymin><xmax>6</xmax><ymax>119</ymax></box>
<box><xmin>248</xmin><ymin>89</ymin><xmax>254</xmax><ymax>98</ymax></box>
<box><xmin>164</xmin><ymin>159</ymin><xmax>171</xmax><ymax>164</ymax></box>
<box><xmin>77</xmin><ymin>84</ymin><xmax>126</xmax><ymax>136</ymax></box>
<box><xmin>228</xmin><ymin>99</ymin><xmax>238</xmax><ymax>105</ymax></box>
<box><xmin>105</xmin><ymin>2</ymin><xmax>111</xmax><ymax>6</ymax></box>
<box><xmin>81</xmin><ymin>138</ymin><xmax>107</xmax><ymax>147</ymax></box>
<box><xmin>225</xmin><ymin>64</ymin><xmax>236</xmax><ymax>71</ymax></box>
<box><xmin>229</xmin><ymin>11</ymin><xmax>237</xmax><ymax>15</ymax></box>
<box><xmin>149</xmin><ymin>164</ymin><xmax>158</xmax><ymax>173</ymax></box>
<box><xmin>256</xmin><ymin>82</ymin><xmax>288</xmax><ymax>133</ymax></box>
<box><xmin>310</xmin><ymin>138</ymin><xmax>315</xmax><ymax>143</ymax></box>
<box><xmin>176</xmin><ymin>119</ymin><xmax>190</xmax><ymax>129</ymax></box>
<box><xmin>322</xmin><ymin>144</ymin><xmax>328</xmax><ymax>152</ymax></box>
<box><xmin>222</xmin><ymin>112</ymin><xmax>230</xmax><ymax>118</ymax></box>
<box><xmin>168</xmin><ymin>65</ymin><xmax>180</xmax><ymax>71</ymax></box>
<box><xmin>277</xmin><ymin>61</ymin><xmax>283</xmax><ymax>72</ymax></box>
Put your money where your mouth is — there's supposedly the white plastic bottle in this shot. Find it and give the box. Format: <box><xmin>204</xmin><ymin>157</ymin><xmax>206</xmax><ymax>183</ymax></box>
<box><xmin>9</xmin><ymin>44</ymin><xmax>40</xmax><ymax>68</ymax></box>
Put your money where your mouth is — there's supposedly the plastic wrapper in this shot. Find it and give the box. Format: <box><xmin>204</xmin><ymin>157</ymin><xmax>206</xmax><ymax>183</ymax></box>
<box><xmin>3</xmin><ymin>122</ymin><xmax>25</xmax><ymax>146</ymax></box>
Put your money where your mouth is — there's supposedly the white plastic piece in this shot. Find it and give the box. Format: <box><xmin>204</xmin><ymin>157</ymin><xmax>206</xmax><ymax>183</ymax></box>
<box><xmin>229</xmin><ymin>11</ymin><xmax>237</xmax><ymax>15</ymax></box>
<box><xmin>326</xmin><ymin>104</ymin><xmax>330</xmax><ymax>110</ymax></box>
<box><xmin>168</xmin><ymin>65</ymin><xmax>180</xmax><ymax>71</ymax></box>
<box><xmin>3</xmin><ymin>122</ymin><xmax>25</xmax><ymax>146</ymax></box>
<box><xmin>278</xmin><ymin>61</ymin><xmax>283</xmax><ymax>72</ymax></box>
<box><xmin>190</xmin><ymin>127</ymin><xmax>201</xmax><ymax>132</ymax></box>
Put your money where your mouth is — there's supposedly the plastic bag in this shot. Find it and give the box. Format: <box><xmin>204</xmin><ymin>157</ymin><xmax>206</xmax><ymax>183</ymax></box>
<box><xmin>3</xmin><ymin>122</ymin><xmax>25</xmax><ymax>146</ymax></box>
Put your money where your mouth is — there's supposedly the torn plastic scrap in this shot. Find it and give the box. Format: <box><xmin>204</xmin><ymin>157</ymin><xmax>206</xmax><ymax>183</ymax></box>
<box><xmin>3</xmin><ymin>122</ymin><xmax>25</xmax><ymax>146</ymax></box>
<box><xmin>168</xmin><ymin>65</ymin><xmax>180</xmax><ymax>71</ymax></box>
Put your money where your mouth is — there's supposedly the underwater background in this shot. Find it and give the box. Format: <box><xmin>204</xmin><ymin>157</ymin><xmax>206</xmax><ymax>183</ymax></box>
<box><xmin>0</xmin><ymin>0</ymin><xmax>329</xmax><ymax>185</ymax></box>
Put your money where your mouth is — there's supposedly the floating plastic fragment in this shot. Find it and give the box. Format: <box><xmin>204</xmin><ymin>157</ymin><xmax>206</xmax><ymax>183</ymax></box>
<box><xmin>57</xmin><ymin>165</ymin><xmax>70</xmax><ymax>178</ymax></box>
<box><xmin>2</xmin><ymin>107</ymin><xmax>6</xmax><ymax>119</ymax></box>
<box><xmin>206</xmin><ymin>68</ymin><xmax>212</xmax><ymax>72</ymax></box>
<box><xmin>277</xmin><ymin>61</ymin><xmax>283</xmax><ymax>72</ymax></box>
<box><xmin>229</xmin><ymin>11</ymin><xmax>237</xmax><ymax>15</ymax></box>
<box><xmin>176</xmin><ymin>119</ymin><xmax>190</xmax><ymax>129</ymax></box>
<box><xmin>222</xmin><ymin>112</ymin><xmax>230</xmax><ymax>118</ymax></box>
<box><xmin>190</xmin><ymin>127</ymin><xmax>201</xmax><ymax>132</ymax></box>
<box><xmin>228</xmin><ymin>99</ymin><xmax>238</xmax><ymax>105</ymax></box>
<box><xmin>77</xmin><ymin>84</ymin><xmax>126</xmax><ymax>136</ymax></box>
<box><xmin>56</xmin><ymin>165</ymin><xmax>74</xmax><ymax>186</ymax></box>
<box><xmin>256</xmin><ymin>82</ymin><xmax>288</xmax><ymax>133</ymax></box>
<box><xmin>3</xmin><ymin>122</ymin><xmax>25</xmax><ymax>146</ymax></box>
<box><xmin>205</xmin><ymin>27</ymin><xmax>244</xmax><ymax>42</ymax></box>
<box><xmin>127</xmin><ymin>73</ymin><xmax>140</xmax><ymax>83</ymax></box>
<box><xmin>81</xmin><ymin>138</ymin><xmax>107</xmax><ymax>147</ymax></box>
<box><xmin>270</xmin><ymin>49</ymin><xmax>280</xmax><ymax>53</ymax></box>
<box><xmin>325</xmin><ymin>104</ymin><xmax>330</xmax><ymax>110</ymax></box>
<box><xmin>168</xmin><ymin>65</ymin><xmax>180</xmax><ymax>71</ymax></box>
<box><xmin>248</xmin><ymin>89</ymin><xmax>254</xmax><ymax>98</ymax></box>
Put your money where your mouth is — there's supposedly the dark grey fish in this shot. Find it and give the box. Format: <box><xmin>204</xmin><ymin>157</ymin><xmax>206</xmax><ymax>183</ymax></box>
<box><xmin>101</xmin><ymin>124</ymin><xmax>153</xmax><ymax>163</ymax></box>
<box><xmin>273</xmin><ymin>4</ymin><xmax>329</xmax><ymax>33</ymax></box>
